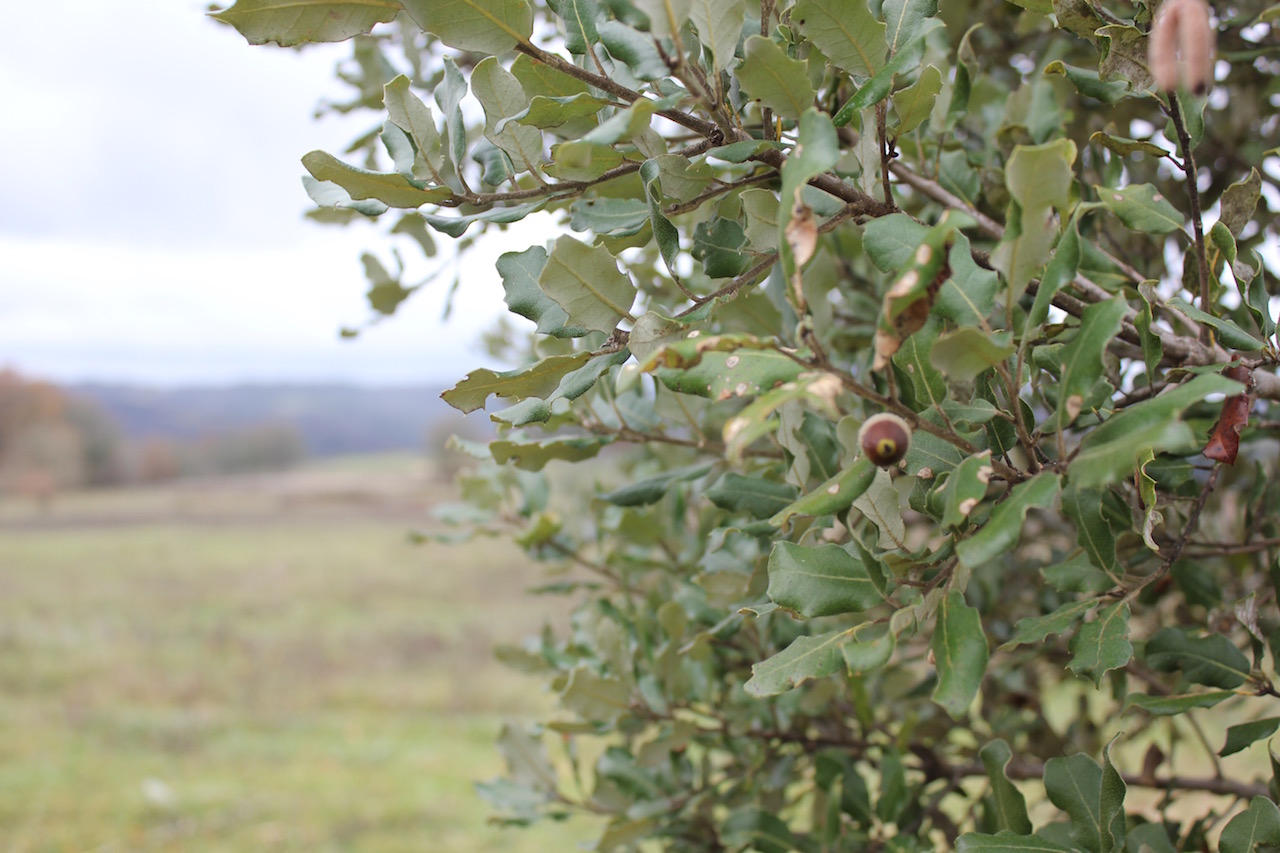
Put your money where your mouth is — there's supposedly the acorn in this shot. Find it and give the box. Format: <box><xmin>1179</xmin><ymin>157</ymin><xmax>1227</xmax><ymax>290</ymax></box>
<box><xmin>858</xmin><ymin>413</ymin><xmax>912</xmax><ymax>467</ymax></box>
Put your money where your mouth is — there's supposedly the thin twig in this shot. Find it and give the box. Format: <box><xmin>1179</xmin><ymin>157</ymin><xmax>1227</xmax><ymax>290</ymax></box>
<box><xmin>1166</xmin><ymin>94</ymin><xmax>1214</xmax><ymax>346</ymax></box>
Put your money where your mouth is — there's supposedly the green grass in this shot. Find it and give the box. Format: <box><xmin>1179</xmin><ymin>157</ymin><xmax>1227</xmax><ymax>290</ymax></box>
<box><xmin>0</xmin><ymin>468</ymin><xmax>593</xmax><ymax>851</ymax></box>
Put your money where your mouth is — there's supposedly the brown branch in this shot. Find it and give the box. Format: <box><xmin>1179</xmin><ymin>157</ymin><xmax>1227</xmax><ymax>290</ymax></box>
<box><xmin>1166</xmin><ymin>95</ymin><xmax>1213</xmax><ymax>346</ymax></box>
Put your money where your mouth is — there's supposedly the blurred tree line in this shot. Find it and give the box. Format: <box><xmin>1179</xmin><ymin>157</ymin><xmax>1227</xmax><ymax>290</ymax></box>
<box><xmin>0</xmin><ymin>370</ymin><xmax>304</xmax><ymax>501</ymax></box>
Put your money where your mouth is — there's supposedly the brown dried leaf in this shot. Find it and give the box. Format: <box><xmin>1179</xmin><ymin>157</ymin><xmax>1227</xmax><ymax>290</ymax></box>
<box><xmin>1204</xmin><ymin>363</ymin><xmax>1254</xmax><ymax>464</ymax></box>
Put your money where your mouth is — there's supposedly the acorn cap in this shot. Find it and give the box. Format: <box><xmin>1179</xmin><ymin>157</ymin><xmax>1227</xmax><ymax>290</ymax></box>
<box><xmin>858</xmin><ymin>413</ymin><xmax>912</xmax><ymax>467</ymax></box>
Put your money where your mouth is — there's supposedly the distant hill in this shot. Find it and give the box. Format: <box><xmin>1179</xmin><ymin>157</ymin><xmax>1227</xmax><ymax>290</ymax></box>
<box><xmin>67</xmin><ymin>383</ymin><xmax>463</xmax><ymax>457</ymax></box>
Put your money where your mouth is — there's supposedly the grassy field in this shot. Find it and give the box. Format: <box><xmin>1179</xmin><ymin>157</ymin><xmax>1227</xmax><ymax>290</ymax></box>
<box><xmin>0</xmin><ymin>455</ymin><xmax>592</xmax><ymax>851</ymax></box>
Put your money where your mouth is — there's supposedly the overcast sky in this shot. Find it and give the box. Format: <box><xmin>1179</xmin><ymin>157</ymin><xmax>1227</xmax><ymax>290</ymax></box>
<box><xmin>0</xmin><ymin>1</ymin><xmax>519</xmax><ymax>387</ymax></box>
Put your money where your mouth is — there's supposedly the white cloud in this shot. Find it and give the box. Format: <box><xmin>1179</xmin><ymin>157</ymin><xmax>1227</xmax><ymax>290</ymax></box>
<box><xmin>0</xmin><ymin>0</ymin><xmax>525</xmax><ymax>386</ymax></box>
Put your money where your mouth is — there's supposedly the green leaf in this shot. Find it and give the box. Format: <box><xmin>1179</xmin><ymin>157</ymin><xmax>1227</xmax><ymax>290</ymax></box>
<box><xmin>1145</xmin><ymin>628</ymin><xmax>1251</xmax><ymax>689</ymax></box>
<box><xmin>301</xmin><ymin>151</ymin><xmax>452</xmax><ymax>208</ymax></box>
<box><xmin>930</xmin><ymin>328</ymin><xmax>1015</xmax><ymax>383</ymax></box>
<box><xmin>692</xmin><ymin>218</ymin><xmax>750</xmax><ymax>279</ymax></box>
<box><xmin>560</xmin><ymin>667</ymin><xmax>631</xmax><ymax>723</ymax></box>
<box><xmin>832</xmin><ymin>33</ymin><xmax>927</xmax><ymax>123</ymax></box>
<box><xmin>957</xmin><ymin>832</ymin><xmax>1074</xmax><ymax>852</ymax></box>
<box><xmin>633</xmin><ymin>0</ymin><xmax>693</xmax><ymax>38</ymax></box>
<box><xmin>1124</xmin><ymin>691</ymin><xmax>1234</xmax><ymax>715</ymax></box>
<box><xmin>938</xmin><ymin>232</ymin><xmax>999</xmax><ymax>326</ymax></box>
<box><xmin>1003</xmin><ymin>599</ymin><xmax>1095</xmax><ymax>650</ymax></box>
<box><xmin>1099</xmin><ymin>739</ymin><xmax>1125</xmax><ymax>853</ymax></box>
<box><xmin>649</xmin><ymin>342</ymin><xmax>806</xmax><ymax>398</ymax></box>
<box><xmin>745</xmin><ymin>629</ymin><xmax>849</xmax><ymax>696</ymax></box>
<box><xmin>1046</xmin><ymin>63</ymin><xmax>1129</xmax><ymax>103</ymax></box>
<box><xmin>545</xmin><ymin>141</ymin><xmax>627</xmax><ymax>181</ymax></box>
<box><xmin>1221</xmin><ymin>718</ymin><xmax>1280</xmax><ymax>758</ymax></box>
<box><xmin>737</xmin><ymin>36</ymin><xmax>817</xmax><ymax>121</ymax></box>
<box><xmin>639</xmin><ymin>159</ymin><xmax>681</xmax><ymax>274</ymax></box>
<box><xmin>767</xmin><ymin>542</ymin><xmax>883</xmax><ymax>618</ymax></box>
<box><xmin>932</xmin><ymin>592</ymin><xmax>989</xmax><ymax>718</ymax></box>
<box><xmin>597</xmin><ymin>20</ymin><xmax>668</xmax><ymax>79</ymax></box>
<box><xmin>383</xmin><ymin>76</ymin><xmax>446</xmax><ymax>183</ymax></box>
<box><xmin>1061</xmin><ymin>484</ymin><xmax>1119</xmax><ymax>578</ymax></box>
<box><xmin>421</xmin><ymin>200</ymin><xmax>546</xmax><ymax>237</ymax></box>
<box><xmin>1220</xmin><ymin>168</ymin><xmax>1263</xmax><ymax>238</ymax></box>
<box><xmin>956</xmin><ymin>472</ymin><xmax>1061</xmax><ymax>571</ymax></box>
<box><xmin>891</xmin><ymin>64</ymin><xmax>942</xmax><ymax>135</ymax></box>
<box><xmin>980</xmin><ymin>740</ymin><xmax>1032</xmax><ymax>834</ymax></box>
<box><xmin>852</xmin><ymin>468</ymin><xmax>905</xmax><ymax>549</ymax></box>
<box><xmin>548</xmin><ymin>0</ymin><xmax>602</xmax><ymax>54</ymax></box>
<box><xmin>570</xmin><ymin>197</ymin><xmax>650</xmax><ymax>236</ymax></box>
<box><xmin>438</xmin><ymin>57</ymin><xmax>469</xmax><ymax>171</ymax></box>
<box><xmin>778</xmin><ymin>110</ymin><xmax>840</xmax><ymax>263</ymax></box>
<box><xmin>1167</xmin><ymin>297</ymin><xmax>1266</xmax><ymax>351</ymax></box>
<box><xmin>443</xmin><ymin>353</ymin><xmax>592</xmax><ymax>413</ymax></box>
<box><xmin>1088</xmin><ymin>130</ymin><xmax>1169</xmax><ymax>158</ymax></box>
<box><xmin>770</xmin><ymin>457</ymin><xmax>877</xmax><ymax>527</ymax></box>
<box><xmin>1125</xmin><ymin>824</ymin><xmax>1176</xmax><ymax>853</ymax></box>
<box><xmin>707</xmin><ymin>474</ymin><xmax>798</xmax><ymax>518</ymax></box>
<box><xmin>863</xmin><ymin>213</ymin><xmax>924</xmax><ymax>272</ymax></box>
<box><xmin>497</xmin><ymin>246</ymin><xmax>587</xmax><ymax>337</ymax></box>
<box><xmin>940</xmin><ymin>450</ymin><xmax>994</xmax><ymax>530</ymax></box>
<box><xmin>505</xmin><ymin>93</ymin><xmax>610</xmax><ymax>130</ymax></box>
<box><xmin>1134</xmin><ymin>282</ymin><xmax>1164</xmax><ymax>387</ymax></box>
<box><xmin>689</xmin><ymin>0</ymin><xmax>746</xmax><ymax>72</ymax></box>
<box><xmin>1041</xmin><ymin>555</ymin><xmax>1114</xmax><ymax>594</ymax></box>
<box><xmin>491</xmin><ymin>436</ymin><xmax>612</xmax><ymax>470</ymax></box>
<box><xmin>1047</xmin><ymin>296</ymin><xmax>1126</xmax><ymax>429</ymax></box>
<box><xmin>1067</xmin><ymin>602</ymin><xmax>1131</xmax><ymax>686</ymax></box>
<box><xmin>1044</xmin><ymin>754</ymin><xmax>1103</xmax><ymax>853</ymax></box>
<box><xmin>209</xmin><ymin>0</ymin><xmax>397</xmax><ymax>45</ymax></box>
<box><xmin>601</xmin><ymin>462</ymin><xmax>714</xmax><ymax>506</ymax></box>
<box><xmin>472</xmin><ymin>57</ymin><xmax>543</xmax><ymax>173</ymax></box>
<box><xmin>492</xmin><ymin>350</ymin><xmax>629</xmax><ymax>426</ymax></box>
<box><xmin>1070</xmin><ymin>374</ymin><xmax>1245</xmax><ymax>487</ymax></box>
<box><xmin>721</xmin><ymin>807</ymin><xmax>800</xmax><ymax>853</ymax></box>
<box><xmin>993</xmin><ymin>139</ymin><xmax>1077</xmax><ymax>296</ymax></box>
<box><xmin>1135</xmin><ymin>449</ymin><xmax>1161</xmax><ymax>552</ymax></box>
<box><xmin>882</xmin><ymin>0</ymin><xmax>938</xmax><ymax>55</ymax></box>
<box><xmin>401</xmin><ymin>0</ymin><xmax>534</xmax><ymax>54</ymax></box>
<box><xmin>539</xmin><ymin>235</ymin><xmax>636</xmax><ymax>333</ymax></box>
<box><xmin>892</xmin><ymin>318</ymin><xmax>948</xmax><ymax>411</ymax></box>
<box><xmin>1096</xmin><ymin>23</ymin><xmax>1152</xmax><ymax>90</ymax></box>
<box><xmin>842</xmin><ymin>625</ymin><xmax>895</xmax><ymax>673</ymax></box>
<box><xmin>792</xmin><ymin>0</ymin><xmax>886</xmax><ymax>79</ymax></box>
<box><xmin>1219</xmin><ymin>798</ymin><xmax>1280</xmax><ymax>853</ymax></box>
<box><xmin>1094</xmin><ymin>184</ymin><xmax>1185</xmax><ymax>234</ymax></box>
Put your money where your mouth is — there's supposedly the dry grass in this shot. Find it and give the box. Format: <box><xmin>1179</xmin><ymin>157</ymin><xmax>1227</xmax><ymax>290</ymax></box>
<box><xmin>0</xmin><ymin>455</ymin><xmax>593</xmax><ymax>851</ymax></box>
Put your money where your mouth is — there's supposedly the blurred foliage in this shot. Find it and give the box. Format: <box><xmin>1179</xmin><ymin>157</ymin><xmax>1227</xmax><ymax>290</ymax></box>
<box><xmin>216</xmin><ymin>0</ymin><xmax>1280</xmax><ymax>849</ymax></box>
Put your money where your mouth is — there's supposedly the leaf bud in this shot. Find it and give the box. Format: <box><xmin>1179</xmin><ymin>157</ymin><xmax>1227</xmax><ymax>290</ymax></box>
<box><xmin>858</xmin><ymin>413</ymin><xmax>912</xmax><ymax>467</ymax></box>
